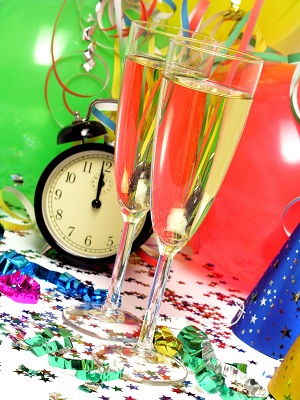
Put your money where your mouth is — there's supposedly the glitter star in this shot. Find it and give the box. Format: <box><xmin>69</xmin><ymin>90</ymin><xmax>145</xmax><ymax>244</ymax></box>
<box><xmin>286</xmin><ymin>377</ymin><xmax>292</xmax><ymax>387</ymax></box>
<box><xmin>126</xmin><ymin>383</ymin><xmax>139</xmax><ymax>390</ymax></box>
<box><xmin>13</xmin><ymin>369</ymin><xmax>24</xmax><ymax>375</ymax></box>
<box><xmin>280</xmin><ymin>326</ymin><xmax>292</xmax><ymax>338</ymax></box>
<box><xmin>260</xmin><ymin>297</ymin><xmax>267</xmax><ymax>306</ymax></box>
<box><xmin>172</xmin><ymin>387</ymin><xmax>184</xmax><ymax>393</ymax></box>
<box><xmin>292</xmin><ymin>291</ymin><xmax>300</xmax><ymax>304</ymax></box>
<box><xmin>112</xmin><ymin>386</ymin><xmax>123</xmax><ymax>391</ymax></box>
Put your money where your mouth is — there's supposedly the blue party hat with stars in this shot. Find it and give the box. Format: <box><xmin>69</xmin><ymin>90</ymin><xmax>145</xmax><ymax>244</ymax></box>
<box><xmin>231</xmin><ymin>223</ymin><xmax>300</xmax><ymax>360</ymax></box>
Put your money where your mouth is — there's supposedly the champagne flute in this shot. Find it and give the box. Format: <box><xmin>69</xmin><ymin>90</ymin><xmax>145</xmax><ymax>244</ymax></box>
<box><xmin>92</xmin><ymin>39</ymin><xmax>263</xmax><ymax>383</ymax></box>
<box><xmin>62</xmin><ymin>21</ymin><xmax>216</xmax><ymax>342</ymax></box>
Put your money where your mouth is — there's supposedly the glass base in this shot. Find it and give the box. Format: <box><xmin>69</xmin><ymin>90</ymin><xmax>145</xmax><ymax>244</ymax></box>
<box><xmin>62</xmin><ymin>303</ymin><xmax>141</xmax><ymax>342</ymax></box>
<box><xmin>92</xmin><ymin>342</ymin><xmax>188</xmax><ymax>385</ymax></box>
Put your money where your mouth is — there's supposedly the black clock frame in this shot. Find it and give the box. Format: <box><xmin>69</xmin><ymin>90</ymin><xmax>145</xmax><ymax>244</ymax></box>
<box><xmin>34</xmin><ymin>142</ymin><xmax>153</xmax><ymax>266</ymax></box>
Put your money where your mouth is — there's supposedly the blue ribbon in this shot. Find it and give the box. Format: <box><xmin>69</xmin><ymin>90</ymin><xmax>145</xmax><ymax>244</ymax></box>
<box><xmin>0</xmin><ymin>250</ymin><xmax>117</xmax><ymax>305</ymax></box>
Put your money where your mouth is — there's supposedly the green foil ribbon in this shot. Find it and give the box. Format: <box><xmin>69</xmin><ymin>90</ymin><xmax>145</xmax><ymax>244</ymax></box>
<box><xmin>22</xmin><ymin>328</ymin><xmax>73</xmax><ymax>356</ymax></box>
<box><xmin>76</xmin><ymin>361</ymin><xmax>124</xmax><ymax>382</ymax></box>
<box><xmin>48</xmin><ymin>352</ymin><xmax>124</xmax><ymax>390</ymax></box>
<box><xmin>48</xmin><ymin>354</ymin><xmax>96</xmax><ymax>371</ymax></box>
<box><xmin>177</xmin><ymin>326</ymin><xmax>270</xmax><ymax>399</ymax></box>
<box><xmin>46</xmin><ymin>336</ymin><xmax>123</xmax><ymax>383</ymax></box>
<box><xmin>12</xmin><ymin>325</ymin><xmax>123</xmax><ymax>388</ymax></box>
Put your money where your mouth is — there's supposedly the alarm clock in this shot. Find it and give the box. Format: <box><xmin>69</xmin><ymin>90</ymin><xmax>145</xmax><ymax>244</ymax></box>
<box><xmin>34</xmin><ymin>99</ymin><xmax>152</xmax><ymax>266</ymax></box>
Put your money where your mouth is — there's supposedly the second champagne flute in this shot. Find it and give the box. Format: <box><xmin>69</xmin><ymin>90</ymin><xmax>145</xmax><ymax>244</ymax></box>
<box><xmin>92</xmin><ymin>38</ymin><xmax>263</xmax><ymax>383</ymax></box>
<box><xmin>62</xmin><ymin>21</ymin><xmax>215</xmax><ymax>341</ymax></box>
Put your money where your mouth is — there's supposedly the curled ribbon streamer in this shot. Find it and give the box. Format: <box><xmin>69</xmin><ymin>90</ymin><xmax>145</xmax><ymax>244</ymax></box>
<box><xmin>154</xmin><ymin>326</ymin><xmax>182</xmax><ymax>357</ymax></box>
<box><xmin>222</xmin><ymin>12</ymin><xmax>250</xmax><ymax>48</ymax></box>
<box><xmin>92</xmin><ymin>100</ymin><xmax>118</xmax><ymax>136</ymax></box>
<box><xmin>221</xmin><ymin>0</ymin><xmax>300</xmax><ymax>136</ymax></box>
<box><xmin>112</xmin><ymin>38</ymin><xmax>122</xmax><ymax>98</ymax></box>
<box><xmin>180</xmin><ymin>0</ymin><xmax>214</xmax><ymax>35</ymax></box>
<box><xmin>150</xmin><ymin>0</ymin><xmax>176</xmax><ymax>21</ymax></box>
<box><xmin>198</xmin><ymin>10</ymin><xmax>228</xmax><ymax>38</ymax></box>
<box><xmin>282</xmin><ymin>196</ymin><xmax>300</xmax><ymax>237</ymax></box>
<box><xmin>177</xmin><ymin>326</ymin><xmax>269</xmax><ymax>399</ymax></box>
<box><xmin>235</xmin><ymin>0</ymin><xmax>264</xmax><ymax>53</ymax></box>
<box><xmin>48</xmin><ymin>353</ymin><xmax>96</xmax><ymax>371</ymax></box>
<box><xmin>49</xmin><ymin>347</ymin><xmax>124</xmax><ymax>384</ymax></box>
<box><xmin>50</xmin><ymin>0</ymin><xmax>88</xmax><ymax>99</ymax></box>
<box><xmin>18</xmin><ymin>324</ymin><xmax>124</xmax><ymax>381</ymax></box>
<box><xmin>61</xmin><ymin>70</ymin><xmax>111</xmax><ymax>115</ymax></box>
<box><xmin>96</xmin><ymin>0</ymin><xmax>116</xmax><ymax>37</ymax></box>
<box><xmin>289</xmin><ymin>57</ymin><xmax>300</xmax><ymax>124</ymax></box>
<box><xmin>145</xmin><ymin>0</ymin><xmax>157</xmax><ymax>19</ymax></box>
<box><xmin>0</xmin><ymin>186</ymin><xmax>35</xmax><ymax>231</ymax></box>
<box><xmin>44</xmin><ymin>0</ymin><xmax>114</xmax><ymax>127</ymax></box>
<box><xmin>75</xmin><ymin>360</ymin><xmax>124</xmax><ymax>382</ymax></box>
<box><xmin>114</xmin><ymin>0</ymin><xmax>125</xmax><ymax>50</ymax></box>
<box><xmin>180</xmin><ymin>0</ymin><xmax>190</xmax><ymax>31</ymax></box>
<box><xmin>189</xmin><ymin>0</ymin><xmax>209</xmax><ymax>32</ymax></box>
<box><xmin>50</xmin><ymin>350</ymin><xmax>124</xmax><ymax>385</ymax></box>
<box><xmin>0</xmin><ymin>251</ymin><xmax>115</xmax><ymax>305</ymax></box>
<box><xmin>44</xmin><ymin>52</ymin><xmax>113</xmax><ymax>127</ymax></box>
<box><xmin>0</xmin><ymin>270</ymin><xmax>40</xmax><ymax>304</ymax></box>
<box><xmin>96</xmin><ymin>0</ymin><xmax>130</xmax><ymax>38</ymax></box>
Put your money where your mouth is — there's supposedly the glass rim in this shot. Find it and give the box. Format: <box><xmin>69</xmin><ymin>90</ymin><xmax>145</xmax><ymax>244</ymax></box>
<box><xmin>131</xmin><ymin>19</ymin><xmax>216</xmax><ymax>41</ymax></box>
<box><xmin>169</xmin><ymin>36</ymin><xmax>264</xmax><ymax>64</ymax></box>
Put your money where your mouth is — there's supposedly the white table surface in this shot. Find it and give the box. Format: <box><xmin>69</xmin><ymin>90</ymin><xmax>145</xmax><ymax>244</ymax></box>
<box><xmin>0</xmin><ymin>227</ymin><xmax>278</xmax><ymax>400</ymax></box>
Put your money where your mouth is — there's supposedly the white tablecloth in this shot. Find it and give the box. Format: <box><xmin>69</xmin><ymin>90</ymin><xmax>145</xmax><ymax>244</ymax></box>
<box><xmin>0</xmin><ymin>228</ymin><xmax>278</xmax><ymax>400</ymax></box>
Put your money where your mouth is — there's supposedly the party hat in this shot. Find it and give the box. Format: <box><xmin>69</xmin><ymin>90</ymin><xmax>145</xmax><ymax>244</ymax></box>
<box><xmin>231</xmin><ymin>223</ymin><xmax>300</xmax><ymax>359</ymax></box>
<box><xmin>268</xmin><ymin>334</ymin><xmax>300</xmax><ymax>399</ymax></box>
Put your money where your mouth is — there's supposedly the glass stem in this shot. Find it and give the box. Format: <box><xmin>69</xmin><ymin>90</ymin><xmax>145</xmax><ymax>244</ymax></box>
<box><xmin>135</xmin><ymin>251</ymin><xmax>174</xmax><ymax>352</ymax></box>
<box><xmin>104</xmin><ymin>219</ymin><xmax>137</xmax><ymax>314</ymax></box>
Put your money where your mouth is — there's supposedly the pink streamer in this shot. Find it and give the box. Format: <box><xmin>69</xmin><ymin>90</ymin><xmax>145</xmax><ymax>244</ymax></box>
<box><xmin>238</xmin><ymin>0</ymin><xmax>264</xmax><ymax>52</ymax></box>
<box><xmin>0</xmin><ymin>270</ymin><xmax>40</xmax><ymax>304</ymax></box>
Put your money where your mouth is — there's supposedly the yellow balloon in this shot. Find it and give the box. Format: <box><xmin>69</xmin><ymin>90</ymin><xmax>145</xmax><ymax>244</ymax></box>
<box><xmin>169</xmin><ymin>0</ymin><xmax>300</xmax><ymax>55</ymax></box>
<box><xmin>257</xmin><ymin>0</ymin><xmax>300</xmax><ymax>55</ymax></box>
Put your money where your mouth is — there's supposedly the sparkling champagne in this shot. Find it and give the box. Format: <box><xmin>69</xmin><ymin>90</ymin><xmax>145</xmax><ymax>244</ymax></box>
<box><xmin>151</xmin><ymin>73</ymin><xmax>252</xmax><ymax>250</ymax></box>
<box><xmin>115</xmin><ymin>55</ymin><xmax>164</xmax><ymax>217</ymax></box>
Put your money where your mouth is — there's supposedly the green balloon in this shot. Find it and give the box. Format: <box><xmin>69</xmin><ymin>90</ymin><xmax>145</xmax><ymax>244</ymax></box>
<box><xmin>0</xmin><ymin>0</ymin><xmax>115</xmax><ymax>203</ymax></box>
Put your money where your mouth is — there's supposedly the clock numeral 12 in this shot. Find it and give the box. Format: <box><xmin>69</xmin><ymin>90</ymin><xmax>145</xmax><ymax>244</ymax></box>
<box><xmin>104</xmin><ymin>161</ymin><xmax>112</xmax><ymax>173</ymax></box>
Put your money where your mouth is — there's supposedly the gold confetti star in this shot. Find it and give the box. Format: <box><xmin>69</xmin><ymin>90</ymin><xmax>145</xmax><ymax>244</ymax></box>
<box><xmin>292</xmin><ymin>291</ymin><xmax>300</xmax><ymax>304</ymax></box>
<box><xmin>286</xmin><ymin>377</ymin><xmax>292</xmax><ymax>387</ymax></box>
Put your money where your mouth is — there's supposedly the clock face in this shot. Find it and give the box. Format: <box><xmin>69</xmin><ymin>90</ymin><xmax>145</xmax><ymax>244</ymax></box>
<box><xmin>34</xmin><ymin>143</ymin><xmax>151</xmax><ymax>264</ymax></box>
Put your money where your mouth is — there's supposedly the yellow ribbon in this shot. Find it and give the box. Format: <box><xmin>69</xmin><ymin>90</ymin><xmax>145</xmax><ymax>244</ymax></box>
<box><xmin>154</xmin><ymin>326</ymin><xmax>183</xmax><ymax>357</ymax></box>
<box><xmin>0</xmin><ymin>187</ymin><xmax>35</xmax><ymax>231</ymax></box>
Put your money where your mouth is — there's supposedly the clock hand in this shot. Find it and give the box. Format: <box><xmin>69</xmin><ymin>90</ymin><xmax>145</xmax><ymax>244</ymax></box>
<box><xmin>92</xmin><ymin>162</ymin><xmax>105</xmax><ymax>209</ymax></box>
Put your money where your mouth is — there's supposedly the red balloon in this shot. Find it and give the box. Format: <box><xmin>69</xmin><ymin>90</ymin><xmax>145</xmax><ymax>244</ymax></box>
<box><xmin>190</xmin><ymin>62</ymin><xmax>300</xmax><ymax>291</ymax></box>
